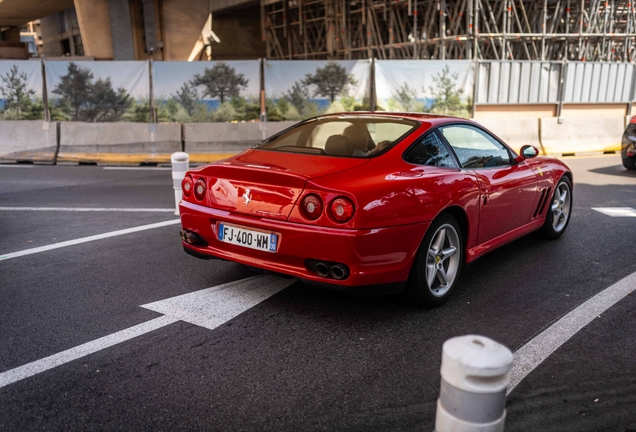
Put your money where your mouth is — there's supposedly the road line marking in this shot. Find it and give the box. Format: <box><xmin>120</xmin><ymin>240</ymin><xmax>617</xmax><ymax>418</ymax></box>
<box><xmin>0</xmin><ymin>275</ymin><xmax>295</xmax><ymax>389</ymax></box>
<box><xmin>0</xmin><ymin>207</ymin><xmax>174</xmax><ymax>213</ymax></box>
<box><xmin>0</xmin><ymin>219</ymin><xmax>180</xmax><ymax>262</ymax></box>
<box><xmin>142</xmin><ymin>274</ymin><xmax>297</xmax><ymax>330</ymax></box>
<box><xmin>103</xmin><ymin>167</ymin><xmax>171</xmax><ymax>171</ymax></box>
<box><xmin>0</xmin><ymin>316</ymin><xmax>179</xmax><ymax>389</ymax></box>
<box><xmin>509</xmin><ymin>271</ymin><xmax>636</xmax><ymax>394</ymax></box>
<box><xmin>0</xmin><ymin>165</ymin><xmax>34</xmax><ymax>168</ymax></box>
<box><xmin>592</xmin><ymin>207</ymin><xmax>636</xmax><ymax>217</ymax></box>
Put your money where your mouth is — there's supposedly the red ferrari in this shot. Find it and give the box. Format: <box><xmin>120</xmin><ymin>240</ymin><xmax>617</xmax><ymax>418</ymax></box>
<box><xmin>179</xmin><ymin>113</ymin><xmax>572</xmax><ymax>307</ymax></box>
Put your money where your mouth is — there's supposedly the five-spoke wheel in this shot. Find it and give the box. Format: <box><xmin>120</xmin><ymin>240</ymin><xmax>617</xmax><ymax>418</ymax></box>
<box><xmin>543</xmin><ymin>176</ymin><xmax>572</xmax><ymax>239</ymax></box>
<box><xmin>405</xmin><ymin>214</ymin><xmax>463</xmax><ymax>307</ymax></box>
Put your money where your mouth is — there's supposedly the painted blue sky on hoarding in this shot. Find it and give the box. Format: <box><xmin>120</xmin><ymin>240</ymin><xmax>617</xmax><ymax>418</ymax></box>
<box><xmin>152</xmin><ymin>61</ymin><xmax>260</xmax><ymax>101</ymax></box>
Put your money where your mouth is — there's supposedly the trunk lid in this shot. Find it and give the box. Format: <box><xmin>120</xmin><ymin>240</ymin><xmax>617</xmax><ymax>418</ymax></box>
<box><xmin>198</xmin><ymin>149</ymin><xmax>368</xmax><ymax>220</ymax></box>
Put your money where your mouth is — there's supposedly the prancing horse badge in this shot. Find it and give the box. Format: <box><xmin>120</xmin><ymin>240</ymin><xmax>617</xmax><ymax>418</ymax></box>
<box><xmin>242</xmin><ymin>189</ymin><xmax>252</xmax><ymax>206</ymax></box>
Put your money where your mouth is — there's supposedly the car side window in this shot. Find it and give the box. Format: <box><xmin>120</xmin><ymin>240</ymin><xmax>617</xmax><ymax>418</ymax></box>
<box><xmin>404</xmin><ymin>131</ymin><xmax>457</xmax><ymax>168</ymax></box>
<box><xmin>439</xmin><ymin>125</ymin><xmax>512</xmax><ymax>169</ymax></box>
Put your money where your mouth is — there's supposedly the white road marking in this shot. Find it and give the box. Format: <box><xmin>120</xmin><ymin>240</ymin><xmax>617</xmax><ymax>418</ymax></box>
<box><xmin>0</xmin><ymin>219</ymin><xmax>180</xmax><ymax>261</ymax></box>
<box><xmin>0</xmin><ymin>164</ymin><xmax>34</xmax><ymax>168</ymax></box>
<box><xmin>592</xmin><ymin>207</ymin><xmax>636</xmax><ymax>217</ymax></box>
<box><xmin>0</xmin><ymin>275</ymin><xmax>295</xmax><ymax>389</ymax></box>
<box><xmin>0</xmin><ymin>316</ymin><xmax>178</xmax><ymax>389</ymax></box>
<box><xmin>509</xmin><ymin>270</ymin><xmax>636</xmax><ymax>394</ymax></box>
<box><xmin>103</xmin><ymin>167</ymin><xmax>171</xmax><ymax>171</ymax></box>
<box><xmin>141</xmin><ymin>274</ymin><xmax>297</xmax><ymax>330</ymax></box>
<box><xmin>0</xmin><ymin>207</ymin><xmax>174</xmax><ymax>212</ymax></box>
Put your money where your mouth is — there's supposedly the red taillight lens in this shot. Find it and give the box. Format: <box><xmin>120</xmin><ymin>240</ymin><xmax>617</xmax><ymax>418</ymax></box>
<box><xmin>182</xmin><ymin>176</ymin><xmax>193</xmax><ymax>197</ymax></box>
<box><xmin>630</xmin><ymin>116</ymin><xmax>636</xmax><ymax>124</ymax></box>
<box><xmin>301</xmin><ymin>194</ymin><xmax>323</xmax><ymax>220</ymax></box>
<box><xmin>194</xmin><ymin>178</ymin><xmax>206</xmax><ymax>201</ymax></box>
<box><xmin>330</xmin><ymin>197</ymin><xmax>355</xmax><ymax>223</ymax></box>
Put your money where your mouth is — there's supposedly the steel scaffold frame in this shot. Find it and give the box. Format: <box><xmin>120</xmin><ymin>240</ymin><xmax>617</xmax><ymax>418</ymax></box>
<box><xmin>261</xmin><ymin>0</ymin><xmax>636</xmax><ymax>61</ymax></box>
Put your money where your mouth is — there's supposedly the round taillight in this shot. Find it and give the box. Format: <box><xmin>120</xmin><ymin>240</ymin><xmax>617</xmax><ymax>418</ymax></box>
<box><xmin>182</xmin><ymin>176</ymin><xmax>193</xmax><ymax>197</ymax></box>
<box><xmin>330</xmin><ymin>197</ymin><xmax>355</xmax><ymax>223</ymax></box>
<box><xmin>301</xmin><ymin>194</ymin><xmax>323</xmax><ymax>220</ymax></box>
<box><xmin>194</xmin><ymin>178</ymin><xmax>206</xmax><ymax>201</ymax></box>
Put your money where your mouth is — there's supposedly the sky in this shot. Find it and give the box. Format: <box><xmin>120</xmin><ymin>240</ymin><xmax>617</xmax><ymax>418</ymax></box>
<box><xmin>153</xmin><ymin>60</ymin><xmax>260</xmax><ymax>101</ymax></box>
<box><xmin>265</xmin><ymin>59</ymin><xmax>371</xmax><ymax>101</ymax></box>
<box><xmin>0</xmin><ymin>61</ymin><xmax>43</xmax><ymax>98</ymax></box>
<box><xmin>375</xmin><ymin>60</ymin><xmax>474</xmax><ymax>102</ymax></box>
<box><xmin>45</xmin><ymin>61</ymin><xmax>150</xmax><ymax>99</ymax></box>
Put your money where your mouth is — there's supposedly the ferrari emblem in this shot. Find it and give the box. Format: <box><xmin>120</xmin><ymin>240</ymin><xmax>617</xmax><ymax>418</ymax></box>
<box><xmin>242</xmin><ymin>189</ymin><xmax>252</xmax><ymax>206</ymax></box>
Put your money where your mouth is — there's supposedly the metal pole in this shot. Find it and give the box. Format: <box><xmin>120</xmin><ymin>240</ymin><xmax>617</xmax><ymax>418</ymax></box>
<box><xmin>627</xmin><ymin>64</ymin><xmax>636</xmax><ymax>117</ymax></box>
<box><xmin>556</xmin><ymin>61</ymin><xmax>567</xmax><ymax>118</ymax></box>
<box><xmin>148</xmin><ymin>58</ymin><xmax>156</xmax><ymax>123</ymax></box>
<box><xmin>542</xmin><ymin>0</ymin><xmax>548</xmax><ymax>60</ymax></box>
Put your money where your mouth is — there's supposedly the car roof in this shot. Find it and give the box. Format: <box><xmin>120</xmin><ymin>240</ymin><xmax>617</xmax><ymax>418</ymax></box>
<box><xmin>315</xmin><ymin>111</ymin><xmax>475</xmax><ymax>126</ymax></box>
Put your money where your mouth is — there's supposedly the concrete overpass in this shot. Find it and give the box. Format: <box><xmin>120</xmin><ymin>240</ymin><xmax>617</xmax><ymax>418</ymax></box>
<box><xmin>0</xmin><ymin>0</ymin><xmax>263</xmax><ymax>60</ymax></box>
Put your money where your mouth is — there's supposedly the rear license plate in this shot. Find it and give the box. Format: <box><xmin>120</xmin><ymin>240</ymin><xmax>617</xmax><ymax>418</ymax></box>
<box><xmin>217</xmin><ymin>223</ymin><xmax>279</xmax><ymax>253</ymax></box>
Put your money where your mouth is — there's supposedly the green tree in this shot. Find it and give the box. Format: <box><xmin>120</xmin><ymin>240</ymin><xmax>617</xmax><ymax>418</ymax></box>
<box><xmin>283</xmin><ymin>81</ymin><xmax>310</xmax><ymax>114</ymax></box>
<box><xmin>171</xmin><ymin>82</ymin><xmax>198</xmax><ymax>116</ymax></box>
<box><xmin>0</xmin><ymin>65</ymin><xmax>36</xmax><ymax>120</ymax></box>
<box><xmin>190</xmin><ymin>62</ymin><xmax>248</xmax><ymax>104</ymax></box>
<box><xmin>84</xmin><ymin>78</ymin><xmax>133</xmax><ymax>122</ymax></box>
<box><xmin>52</xmin><ymin>62</ymin><xmax>133</xmax><ymax>122</ymax></box>
<box><xmin>392</xmin><ymin>82</ymin><xmax>423</xmax><ymax>112</ymax></box>
<box><xmin>302</xmin><ymin>62</ymin><xmax>357</xmax><ymax>103</ymax></box>
<box><xmin>427</xmin><ymin>66</ymin><xmax>467</xmax><ymax>115</ymax></box>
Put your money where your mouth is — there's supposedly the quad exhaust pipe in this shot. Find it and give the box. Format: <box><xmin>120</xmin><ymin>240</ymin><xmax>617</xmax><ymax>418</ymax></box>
<box><xmin>180</xmin><ymin>230</ymin><xmax>207</xmax><ymax>246</ymax></box>
<box><xmin>329</xmin><ymin>264</ymin><xmax>349</xmax><ymax>280</ymax></box>
<box><xmin>315</xmin><ymin>262</ymin><xmax>330</xmax><ymax>278</ymax></box>
<box><xmin>308</xmin><ymin>260</ymin><xmax>350</xmax><ymax>280</ymax></box>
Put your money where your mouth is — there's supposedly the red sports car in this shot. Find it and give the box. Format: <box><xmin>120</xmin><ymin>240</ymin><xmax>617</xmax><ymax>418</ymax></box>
<box><xmin>179</xmin><ymin>113</ymin><xmax>572</xmax><ymax>307</ymax></box>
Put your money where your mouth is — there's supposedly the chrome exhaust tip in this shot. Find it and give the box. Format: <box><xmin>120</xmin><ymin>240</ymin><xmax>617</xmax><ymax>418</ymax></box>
<box><xmin>180</xmin><ymin>230</ymin><xmax>207</xmax><ymax>246</ymax></box>
<box><xmin>329</xmin><ymin>264</ymin><xmax>350</xmax><ymax>280</ymax></box>
<box><xmin>315</xmin><ymin>262</ymin><xmax>330</xmax><ymax>278</ymax></box>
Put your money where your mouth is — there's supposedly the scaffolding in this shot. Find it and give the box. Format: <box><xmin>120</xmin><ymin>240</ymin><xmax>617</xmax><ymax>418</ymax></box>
<box><xmin>261</xmin><ymin>0</ymin><xmax>636</xmax><ymax>62</ymax></box>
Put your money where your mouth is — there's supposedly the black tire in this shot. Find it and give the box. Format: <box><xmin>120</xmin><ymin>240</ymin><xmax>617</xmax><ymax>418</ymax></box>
<box><xmin>623</xmin><ymin>157</ymin><xmax>636</xmax><ymax>171</ymax></box>
<box><xmin>542</xmin><ymin>176</ymin><xmax>572</xmax><ymax>239</ymax></box>
<box><xmin>404</xmin><ymin>214</ymin><xmax>463</xmax><ymax>308</ymax></box>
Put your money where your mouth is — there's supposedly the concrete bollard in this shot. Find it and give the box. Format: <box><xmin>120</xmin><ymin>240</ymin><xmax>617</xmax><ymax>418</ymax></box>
<box><xmin>435</xmin><ymin>335</ymin><xmax>513</xmax><ymax>432</ymax></box>
<box><xmin>171</xmin><ymin>152</ymin><xmax>189</xmax><ymax>216</ymax></box>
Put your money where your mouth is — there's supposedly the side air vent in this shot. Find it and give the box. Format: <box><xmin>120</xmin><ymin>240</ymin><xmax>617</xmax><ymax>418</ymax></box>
<box><xmin>535</xmin><ymin>187</ymin><xmax>552</xmax><ymax>217</ymax></box>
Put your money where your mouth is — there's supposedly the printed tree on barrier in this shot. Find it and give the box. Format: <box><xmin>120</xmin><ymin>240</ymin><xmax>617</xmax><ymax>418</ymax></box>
<box><xmin>190</xmin><ymin>62</ymin><xmax>248</xmax><ymax>104</ymax></box>
<box><xmin>392</xmin><ymin>82</ymin><xmax>423</xmax><ymax>112</ymax></box>
<box><xmin>52</xmin><ymin>62</ymin><xmax>133</xmax><ymax>122</ymax></box>
<box><xmin>0</xmin><ymin>65</ymin><xmax>35</xmax><ymax>120</ymax></box>
<box><xmin>303</xmin><ymin>62</ymin><xmax>357</xmax><ymax>103</ymax></box>
<box><xmin>427</xmin><ymin>65</ymin><xmax>466</xmax><ymax>115</ymax></box>
<box><xmin>284</xmin><ymin>81</ymin><xmax>310</xmax><ymax>115</ymax></box>
<box><xmin>172</xmin><ymin>82</ymin><xmax>199</xmax><ymax>116</ymax></box>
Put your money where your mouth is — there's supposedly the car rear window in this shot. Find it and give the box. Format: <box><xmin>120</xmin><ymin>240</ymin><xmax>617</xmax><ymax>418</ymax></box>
<box><xmin>256</xmin><ymin>116</ymin><xmax>419</xmax><ymax>158</ymax></box>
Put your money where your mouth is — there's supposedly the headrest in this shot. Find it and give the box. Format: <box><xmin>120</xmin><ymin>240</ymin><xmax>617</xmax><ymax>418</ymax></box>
<box><xmin>325</xmin><ymin>135</ymin><xmax>353</xmax><ymax>156</ymax></box>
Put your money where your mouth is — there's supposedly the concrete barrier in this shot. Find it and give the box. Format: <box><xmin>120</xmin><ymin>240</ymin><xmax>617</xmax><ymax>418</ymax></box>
<box><xmin>183</xmin><ymin>121</ymin><xmax>297</xmax><ymax>163</ymax></box>
<box><xmin>0</xmin><ymin>121</ymin><xmax>59</xmax><ymax>164</ymax></box>
<box><xmin>476</xmin><ymin>118</ymin><xmax>542</xmax><ymax>154</ymax></box>
<box><xmin>57</xmin><ymin>122</ymin><xmax>182</xmax><ymax>165</ymax></box>
<box><xmin>540</xmin><ymin>116</ymin><xmax>624</xmax><ymax>155</ymax></box>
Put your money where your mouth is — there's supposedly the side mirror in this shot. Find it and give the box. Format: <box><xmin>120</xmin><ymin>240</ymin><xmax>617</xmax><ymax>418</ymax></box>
<box><xmin>515</xmin><ymin>145</ymin><xmax>539</xmax><ymax>163</ymax></box>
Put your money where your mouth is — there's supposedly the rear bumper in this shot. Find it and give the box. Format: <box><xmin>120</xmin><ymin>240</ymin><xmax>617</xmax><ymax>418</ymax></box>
<box><xmin>179</xmin><ymin>200</ymin><xmax>429</xmax><ymax>288</ymax></box>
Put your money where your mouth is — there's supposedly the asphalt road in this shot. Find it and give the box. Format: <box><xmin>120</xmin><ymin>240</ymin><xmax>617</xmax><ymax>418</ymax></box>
<box><xmin>0</xmin><ymin>156</ymin><xmax>635</xmax><ymax>431</ymax></box>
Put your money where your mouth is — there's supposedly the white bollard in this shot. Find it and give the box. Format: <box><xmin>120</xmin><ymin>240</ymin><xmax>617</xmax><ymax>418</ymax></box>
<box><xmin>171</xmin><ymin>152</ymin><xmax>189</xmax><ymax>216</ymax></box>
<box><xmin>435</xmin><ymin>335</ymin><xmax>513</xmax><ymax>432</ymax></box>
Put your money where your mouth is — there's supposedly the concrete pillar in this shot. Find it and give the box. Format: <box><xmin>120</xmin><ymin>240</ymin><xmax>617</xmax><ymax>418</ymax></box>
<box><xmin>108</xmin><ymin>0</ymin><xmax>135</xmax><ymax>60</ymax></box>
<box><xmin>73</xmin><ymin>0</ymin><xmax>114</xmax><ymax>59</ymax></box>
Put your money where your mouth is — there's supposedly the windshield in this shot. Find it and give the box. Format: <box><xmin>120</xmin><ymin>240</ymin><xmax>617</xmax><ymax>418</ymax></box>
<box><xmin>256</xmin><ymin>116</ymin><xmax>419</xmax><ymax>158</ymax></box>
